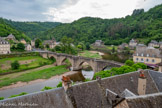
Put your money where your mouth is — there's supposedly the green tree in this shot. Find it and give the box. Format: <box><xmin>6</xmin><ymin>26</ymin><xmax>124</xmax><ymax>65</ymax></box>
<box><xmin>11</xmin><ymin>60</ymin><xmax>20</xmax><ymax>70</ymax></box>
<box><xmin>35</xmin><ymin>39</ymin><xmax>42</xmax><ymax>48</ymax></box>
<box><xmin>112</xmin><ymin>46</ymin><xmax>115</xmax><ymax>53</ymax></box>
<box><xmin>46</xmin><ymin>44</ymin><xmax>49</xmax><ymax>48</ymax></box>
<box><xmin>17</xmin><ymin>43</ymin><xmax>25</xmax><ymax>51</ymax></box>
<box><xmin>125</xmin><ymin>60</ymin><xmax>134</xmax><ymax>66</ymax></box>
<box><xmin>60</xmin><ymin>36</ymin><xmax>77</xmax><ymax>55</ymax></box>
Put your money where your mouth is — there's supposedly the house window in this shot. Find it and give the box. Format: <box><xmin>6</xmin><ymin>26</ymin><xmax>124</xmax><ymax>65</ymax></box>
<box><xmin>152</xmin><ymin>59</ymin><xmax>155</xmax><ymax>63</ymax></box>
<box><xmin>141</xmin><ymin>53</ymin><xmax>143</xmax><ymax>56</ymax></box>
<box><xmin>141</xmin><ymin>58</ymin><xmax>144</xmax><ymax>62</ymax></box>
<box><xmin>146</xmin><ymin>59</ymin><xmax>149</xmax><ymax>62</ymax></box>
<box><xmin>136</xmin><ymin>58</ymin><xmax>138</xmax><ymax>61</ymax></box>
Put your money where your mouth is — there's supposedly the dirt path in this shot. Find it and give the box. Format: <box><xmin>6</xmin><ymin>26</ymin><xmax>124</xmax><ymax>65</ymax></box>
<box><xmin>0</xmin><ymin>71</ymin><xmax>77</xmax><ymax>90</ymax></box>
<box><xmin>0</xmin><ymin>65</ymin><xmax>55</xmax><ymax>79</ymax></box>
<box><xmin>89</xmin><ymin>51</ymin><xmax>104</xmax><ymax>55</ymax></box>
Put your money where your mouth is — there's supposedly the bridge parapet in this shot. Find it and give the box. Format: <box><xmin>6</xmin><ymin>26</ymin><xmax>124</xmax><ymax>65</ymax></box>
<box><xmin>39</xmin><ymin>52</ymin><xmax>123</xmax><ymax>72</ymax></box>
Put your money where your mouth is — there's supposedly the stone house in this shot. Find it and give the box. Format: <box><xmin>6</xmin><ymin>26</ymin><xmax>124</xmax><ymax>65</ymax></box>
<box><xmin>159</xmin><ymin>41</ymin><xmax>162</xmax><ymax>49</ymax></box>
<box><xmin>6</xmin><ymin>34</ymin><xmax>16</xmax><ymax>41</ymax></box>
<box><xmin>20</xmin><ymin>39</ymin><xmax>27</xmax><ymax>44</ymax></box>
<box><xmin>25</xmin><ymin>44</ymin><xmax>32</xmax><ymax>51</ymax></box>
<box><xmin>117</xmin><ymin>43</ymin><xmax>129</xmax><ymax>52</ymax></box>
<box><xmin>129</xmin><ymin>39</ymin><xmax>137</xmax><ymax>48</ymax></box>
<box><xmin>94</xmin><ymin>40</ymin><xmax>104</xmax><ymax>46</ymax></box>
<box><xmin>31</xmin><ymin>40</ymin><xmax>35</xmax><ymax>48</ymax></box>
<box><xmin>148</xmin><ymin>40</ymin><xmax>159</xmax><ymax>47</ymax></box>
<box><xmin>0</xmin><ymin>37</ymin><xmax>11</xmax><ymax>54</ymax></box>
<box><xmin>43</xmin><ymin>39</ymin><xmax>56</xmax><ymax>49</ymax></box>
<box><xmin>133</xmin><ymin>45</ymin><xmax>162</xmax><ymax>67</ymax></box>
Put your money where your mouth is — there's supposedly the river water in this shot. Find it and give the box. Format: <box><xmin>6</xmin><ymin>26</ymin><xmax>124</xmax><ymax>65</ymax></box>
<box><xmin>0</xmin><ymin>70</ymin><xmax>94</xmax><ymax>98</ymax></box>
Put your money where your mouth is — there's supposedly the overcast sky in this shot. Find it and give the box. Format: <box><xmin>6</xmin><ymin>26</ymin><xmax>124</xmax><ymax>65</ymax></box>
<box><xmin>0</xmin><ymin>0</ymin><xmax>161</xmax><ymax>23</ymax></box>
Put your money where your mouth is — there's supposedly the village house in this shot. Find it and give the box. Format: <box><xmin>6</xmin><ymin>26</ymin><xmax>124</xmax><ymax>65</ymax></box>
<box><xmin>129</xmin><ymin>39</ymin><xmax>137</xmax><ymax>49</ymax></box>
<box><xmin>94</xmin><ymin>40</ymin><xmax>104</xmax><ymax>46</ymax></box>
<box><xmin>133</xmin><ymin>44</ymin><xmax>162</xmax><ymax>67</ymax></box>
<box><xmin>117</xmin><ymin>43</ymin><xmax>129</xmax><ymax>52</ymax></box>
<box><xmin>31</xmin><ymin>40</ymin><xmax>35</xmax><ymax>48</ymax></box>
<box><xmin>6</xmin><ymin>34</ymin><xmax>16</xmax><ymax>41</ymax></box>
<box><xmin>25</xmin><ymin>44</ymin><xmax>32</xmax><ymax>51</ymax></box>
<box><xmin>159</xmin><ymin>41</ymin><xmax>162</xmax><ymax>49</ymax></box>
<box><xmin>20</xmin><ymin>39</ymin><xmax>27</xmax><ymax>44</ymax></box>
<box><xmin>148</xmin><ymin>40</ymin><xmax>159</xmax><ymax>48</ymax></box>
<box><xmin>43</xmin><ymin>38</ymin><xmax>56</xmax><ymax>49</ymax></box>
<box><xmin>0</xmin><ymin>37</ymin><xmax>11</xmax><ymax>54</ymax></box>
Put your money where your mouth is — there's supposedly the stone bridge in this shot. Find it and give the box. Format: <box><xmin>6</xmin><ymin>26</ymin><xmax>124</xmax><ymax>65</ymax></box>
<box><xmin>40</xmin><ymin>52</ymin><xmax>124</xmax><ymax>72</ymax></box>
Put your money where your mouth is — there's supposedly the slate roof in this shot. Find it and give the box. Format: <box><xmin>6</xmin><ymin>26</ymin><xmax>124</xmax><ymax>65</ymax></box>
<box><xmin>43</xmin><ymin>40</ymin><xmax>55</xmax><ymax>45</ymax></box>
<box><xmin>0</xmin><ymin>38</ymin><xmax>9</xmax><ymax>44</ymax></box>
<box><xmin>135</xmin><ymin>46</ymin><xmax>162</xmax><ymax>57</ymax></box>
<box><xmin>7</xmin><ymin>34</ymin><xmax>15</xmax><ymax>39</ymax></box>
<box><xmin>1</xmin><ymin>70</ymin><xmax>162</xmax><ymax>108</ymax></box>
<box><xmin>125</xmin><ymin>92</ymin><xmax>162</xmax><ymax>108</ymax></box>
<box><xmin>120</xmin><ymin>89</ymin><xmax>136</xmax><ymax>98</ymax></box>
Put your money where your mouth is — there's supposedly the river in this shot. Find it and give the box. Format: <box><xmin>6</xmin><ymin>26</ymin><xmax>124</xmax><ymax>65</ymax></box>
<box><xmin>0</xmin><ymin>70</ymin><xmax>94</xmax><ymax>98</ymax></box>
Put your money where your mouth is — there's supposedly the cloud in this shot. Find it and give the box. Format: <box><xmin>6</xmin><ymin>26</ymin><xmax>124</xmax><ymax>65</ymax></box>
<box><xmin>0</xmin><ymin>0</ymin><xmax>161</xmax><ymax>22</ymax></box>
<box><xmin>0</xmin><ymin>0</ymin><xmax>65</xmax><ymax>21</ymax></box>
<box><xmin>44</xmin><ymin>0</ymin><xmax>140</xmax><ymax>22</ymax></box>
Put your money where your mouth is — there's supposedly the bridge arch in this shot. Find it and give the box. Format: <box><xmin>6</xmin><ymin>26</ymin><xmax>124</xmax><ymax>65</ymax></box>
<box><xmin>60</xmin><ymin>57</ymin><xmax>73</xmax><ymax>69</ymax></box>
<box><xmin>101</xmin><ymin>65</ymin><xmax>113</xmax><ymax>71</ymax></box>
<box><xmin>77</xmin><ymin>61</ymin><xmax>95</xmax><ymax>72</ymax></box>
<box><xmin>48</xmin><ymin>54</ymin><xmax>58</xmax><ymax>65</ymax></box>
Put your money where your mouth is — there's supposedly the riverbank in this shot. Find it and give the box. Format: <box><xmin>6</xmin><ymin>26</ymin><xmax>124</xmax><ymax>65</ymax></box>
<box><xmin>0</xmin><ymin>71</ymin><xmax>76</xmax><ymax>90</ymax></box>
<box><xmin>0</xmin><ymin>65</ymin><xmax>69</xmax><ymax>89</ymax></box>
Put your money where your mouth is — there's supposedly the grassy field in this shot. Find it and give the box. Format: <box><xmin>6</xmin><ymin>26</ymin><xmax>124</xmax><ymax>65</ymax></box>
<box><xmin>106</xmin><ymin>46</ymin><xmax>118</xmax><ymax>50</ymax></box>
<box><xmin>79</xmin><ymin>50</ymin><xmax>102</xmax><ymax>59</ymax></box>
<box><xmin>0</xmin><ymin>65</ymin><xmax>68</xmax><ymax>88</ymax></box>
<box><xmin>0</xmin><ymin>56</ymin><xmax>53</xmax><ymax>74</ymax></box>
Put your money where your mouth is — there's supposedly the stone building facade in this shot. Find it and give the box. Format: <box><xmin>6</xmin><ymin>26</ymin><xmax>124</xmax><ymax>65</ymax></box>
<box><xmin>20</xmin><ymin>39</ymin><xmax>27</xmax><ymax>44</ymax></box>
<box><xmin>43</xmin><ymin>39</ymin><xmax>56</xmax><ymax>49</ymax></box>
<box><xmin>94</xmin><ymin>40</ymin><xmax>104</xmax><ymax>46</ymax></box>
<box><xmin>25</xmin><ymin>44</ymin><xmax>32</xmax><ymax>51</ymax></box>
<box><xmin>133</xmin><ymin>45</ymin><xmax>162</xmax><ymax>66</ymax></box>
<box><xmin>6</xmin><ymin>34</ymin><xmax>16</xmax><ymax>41</ymax></box>
<box><xmin>148</xmin><ymin>40</ymin><xmax>159</xmax><ymax>47</ymax></box>
<box><xmin>0</xmin><ymin>37</ymin><xmax>11</xmax><ymax>54</ymax></box>
<box><xmin>129</xmin><ymin>39</ymin><xmax>137</xmax><ymax>48</ymax></box>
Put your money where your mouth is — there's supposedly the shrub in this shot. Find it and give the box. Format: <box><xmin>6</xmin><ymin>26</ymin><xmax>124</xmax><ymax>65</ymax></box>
<box><xmin>41</xmin><ymin>86</ymin><xmax>55</xmax><ymax>91</ymax></box>
<box><xmin>0</xmin><ymin>97</ymin><xmax>4</xmax><ymax>100</ymax></box>
<box><xmin>125</xmin><ymin>60</ymin><xmax>134</xmax><ymax>66</ymax></box>
<box><xmin>57</xmin><ymin>82</ymin><xmax>62</xmax><ymax>88</ymax></box>
<box><xmin>136</xmin><ymin>63</ymin><xmax>147</xmax><ymax>69</ymax></box>
<box><xmin>11</xmin><ymin>60</ymin><xmax>20</xmax><ymax>70</ymax></box>
<box><xmin>9</xmin><ymin>92</ymin><xmax>28</xmax><ymax>98</ymax></box>
<box><xmin>84</xmin><ymin>78</ymin><xmax>91</xmax><ymax>82</ymax></box>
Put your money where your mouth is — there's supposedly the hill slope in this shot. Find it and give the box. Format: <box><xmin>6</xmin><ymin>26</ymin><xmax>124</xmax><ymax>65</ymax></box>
<box><xmin>4</xmin><ymin>20</ymin><xmax>61</xmax><ymax>39</ymax></box>
<box><xmin>0</xmin><ymin>18</ymin><xmax>30</xmax><ymax>41</ymax></box>
<box><xmin>40</xmin><ymin>4</ymin><xmax>162</xmax><ymax>45</ymax></box>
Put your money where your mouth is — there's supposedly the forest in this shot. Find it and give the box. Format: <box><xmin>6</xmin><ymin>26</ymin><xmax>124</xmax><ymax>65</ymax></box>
<box><xmin>39</xmin><ymin>4</ymin><xmax>162</xmax><ymax>46</ymax></box>
<box><xmin>3</xmin><ymin>20</ymin><xmax>61</xmax><ymax>39</ymax></box>
<box><xmin>0</xmin><ymin>18</ymin><xmax>30</xmax><ymax>41</ymax></box>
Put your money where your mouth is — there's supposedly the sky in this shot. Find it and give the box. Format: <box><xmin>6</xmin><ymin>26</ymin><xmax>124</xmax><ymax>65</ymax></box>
<box><xmin>0</xmin><ymin>0</ymin><xmax>161</xmax><ymax>23</ymax></box>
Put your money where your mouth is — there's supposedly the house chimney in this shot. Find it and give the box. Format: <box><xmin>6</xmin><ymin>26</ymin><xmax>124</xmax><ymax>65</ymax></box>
<box><xmin>138</xmin><ymin>70</ymin><xmax>146</xmax><ymax>95</ymax></box>
<box><xmin>62</xmin><ymin>76</ymin><xmax>72</xmax><ymax>91</ymax></box>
